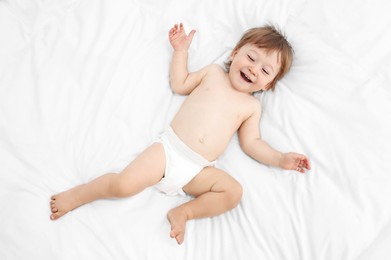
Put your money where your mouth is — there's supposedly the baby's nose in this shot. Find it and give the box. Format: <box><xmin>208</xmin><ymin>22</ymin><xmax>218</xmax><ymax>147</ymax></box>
<box><xmin>249</xmin><ymin>66</ymin><xmax>257</xmax><ymax>76</ymax></box>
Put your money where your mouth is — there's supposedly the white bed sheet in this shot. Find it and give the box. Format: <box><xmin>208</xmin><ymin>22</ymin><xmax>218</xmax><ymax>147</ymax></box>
<box><xmin>1</xmin><ymin>0</ymin><xmax>391</xmax><ymax>259</ymax></box>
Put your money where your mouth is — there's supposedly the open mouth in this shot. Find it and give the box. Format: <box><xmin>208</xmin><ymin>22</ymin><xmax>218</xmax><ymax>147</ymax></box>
<box><xmin>240</xmin><ymin>71</ymin><xmax>252</xmax><ymax>83</ymax></box>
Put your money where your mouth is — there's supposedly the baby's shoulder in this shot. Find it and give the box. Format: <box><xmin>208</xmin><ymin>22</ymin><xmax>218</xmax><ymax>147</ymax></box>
<box><xmin>204</xmin><ymin>63</ymin><xmax>226</xmax><ymax>75</ymax></box>
<box><xmin>244</xmin><ymin>95</ymin><xmax>262</xmax><ymax>113</ymax></box>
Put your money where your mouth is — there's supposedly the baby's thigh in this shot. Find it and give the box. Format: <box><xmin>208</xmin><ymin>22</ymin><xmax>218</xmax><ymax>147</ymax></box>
<box><xmin>118</xmin><ymin>143</ymin><xmax>166</xmax><ymax>189</ymax></box>
<box><xmin>182</xmin><ymin>167</ymin><xmax>242</xmax><ymax>197</ymax></box>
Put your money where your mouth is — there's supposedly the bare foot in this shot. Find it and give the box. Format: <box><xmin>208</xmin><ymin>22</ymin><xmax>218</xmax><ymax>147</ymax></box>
<box><xmin>167</xmin><ymin>208</ymin><xmax>189</xmax><ymax>245</ymax></box>
<box><xmin>50</xmin><ymin>185</ymin><xmax>85</xmax><ymax>220</ymax></box>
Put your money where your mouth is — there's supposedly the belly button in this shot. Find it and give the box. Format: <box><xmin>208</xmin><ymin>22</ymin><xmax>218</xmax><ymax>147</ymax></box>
<box><xmin>198</xmin><ymin>136</ymin><xmax>205</xmax><ymax>144</ymax></box>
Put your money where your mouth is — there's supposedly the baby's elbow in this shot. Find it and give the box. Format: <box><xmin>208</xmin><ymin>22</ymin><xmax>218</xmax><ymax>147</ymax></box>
<box><xmin>170</xmin><ymin>86</ymin><xmax>186</xmax><ymax>95</ymax></box>
<box><xmin>240</xmin><ymin>138</ymin><xmax>260</xmax><ymax>157</ymax></box>
<box><xmin>170</xmin><ymin>82</ymin><xmax>190</xmax><ymax>95</ymax></box>
<box><xmin>239</xmin><ymin>140</ymin><xmax>252</xmax><ymax>155</ymax></box>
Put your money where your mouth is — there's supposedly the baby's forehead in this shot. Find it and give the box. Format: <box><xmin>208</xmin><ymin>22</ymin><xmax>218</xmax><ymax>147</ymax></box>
<box><xmin>243</xmin><ymin>44</ymin><xmax>281</xmax><ymax>61</ymax></box>
<box><xmin>242</xmin><ymin>43</ymin><xmax>280</xmax><ymax>55</ymax></box>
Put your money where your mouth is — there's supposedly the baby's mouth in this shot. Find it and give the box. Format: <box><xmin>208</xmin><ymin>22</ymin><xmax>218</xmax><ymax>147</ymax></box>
<box><xmin>240</xmin><ymin>71</ymin><xmax>252</xmax><ymax>83</ymax></box>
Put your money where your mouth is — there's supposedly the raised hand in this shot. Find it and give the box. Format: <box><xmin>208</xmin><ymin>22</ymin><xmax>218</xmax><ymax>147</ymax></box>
<box><xmin>279</xmin><ymin>152</ymin><xmax>311</xmax><ymax>173</ymax></box>
<box><xmin>169</xmin><ymin>23</ymin><xmax>196</xmax><ymax>51</ymax></box>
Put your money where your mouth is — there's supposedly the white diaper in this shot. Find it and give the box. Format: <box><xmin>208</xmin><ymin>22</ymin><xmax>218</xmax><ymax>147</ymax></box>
<box><xmin>154</xmin><ymin>127</ymin><xmax>216</xmax><ymax>196</ymax></box>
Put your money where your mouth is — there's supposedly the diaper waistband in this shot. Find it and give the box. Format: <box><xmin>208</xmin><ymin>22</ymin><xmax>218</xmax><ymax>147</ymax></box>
<box><xmin>165</xmin><ymin>126</ymin><xmax>216</xmax><ymax>167</ymax></box>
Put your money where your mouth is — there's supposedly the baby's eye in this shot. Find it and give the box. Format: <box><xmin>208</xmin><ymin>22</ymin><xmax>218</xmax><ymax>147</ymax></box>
<box><xmin>247</xmin><ymin>55</ymin><xmax>255</xmax><ymax>62</ymax></box>
<box><xmin>262</xmin><ymin>68</ymin><xmax>269</xmax><ymax>75</ymax></box>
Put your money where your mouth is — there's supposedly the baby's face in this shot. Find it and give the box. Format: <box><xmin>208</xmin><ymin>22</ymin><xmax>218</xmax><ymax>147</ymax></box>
<box><xmin>228</xmin><ymin>44</ymin><xmax>280</xmax><ymax>93</ymax></box>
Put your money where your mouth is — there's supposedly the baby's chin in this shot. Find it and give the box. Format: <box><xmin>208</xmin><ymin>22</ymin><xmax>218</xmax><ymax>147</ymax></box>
<box><xmin>231</xmin><ymin>86</ymin><xmax>255</xmax><ymax>95</ymax></box>
<box><xmin>232</xmin><ymin>82</ymin><xmax>264</xmax><ymax>94</ymax></box>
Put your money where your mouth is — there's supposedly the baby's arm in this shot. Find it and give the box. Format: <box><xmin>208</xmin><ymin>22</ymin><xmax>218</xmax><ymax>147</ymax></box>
<box><xmin>238</xmin><ymin>101</ymin><xmax>310</xmax><ymax>173</ymax></box>
<box><xmin>168</xmin><ymin>23</ymin><xmax>209</xmax><ymax>95</ymax></box>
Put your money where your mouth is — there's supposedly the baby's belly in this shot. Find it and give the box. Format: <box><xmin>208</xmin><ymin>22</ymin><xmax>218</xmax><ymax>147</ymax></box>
<box><xmin>170</xmin><ymin>120</ymin><xmax>235</xmax><ymax>162</ymax></box>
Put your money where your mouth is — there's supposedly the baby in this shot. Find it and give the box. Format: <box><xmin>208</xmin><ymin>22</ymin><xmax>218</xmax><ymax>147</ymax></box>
<box><xmin>50</xmin><ymin>23</ymin><xmax>310</xmax><ymax>245</ymax></box>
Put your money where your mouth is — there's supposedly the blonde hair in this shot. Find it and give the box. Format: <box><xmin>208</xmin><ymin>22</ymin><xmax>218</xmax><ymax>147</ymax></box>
<box><xmin>225</xmin><ymin>25</ymin><xmax>294</xmax><ymax>91</ymax></box>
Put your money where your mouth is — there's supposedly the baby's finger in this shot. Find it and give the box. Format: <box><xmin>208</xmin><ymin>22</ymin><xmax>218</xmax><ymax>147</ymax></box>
<box><xmin>298</xmin><ymin>155</ymin><xmax>310</xmax><ymax>169</ymax></box>
<box><xmin>303</xmin><ymin>158</ymin><xmax>311</xmax><ymax>170</ymax></box>
<box><xmin>188</xmin><ymin>29</ymin><xmax>196</xmax><ymax>40</ymax></box>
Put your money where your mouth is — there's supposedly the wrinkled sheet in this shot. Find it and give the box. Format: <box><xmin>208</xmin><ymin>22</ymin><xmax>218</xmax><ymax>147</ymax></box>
<box><xmin>1</xmin><ymin>0</ymin><xmax>391</xmax><ymax>259</ymax></box>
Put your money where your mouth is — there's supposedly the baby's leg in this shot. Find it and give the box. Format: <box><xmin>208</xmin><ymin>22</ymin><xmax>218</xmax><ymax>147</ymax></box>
<box><xmin>167</xmin><ymin>167</ymin><xmax>242</xmax><ymax>244</ymax></box>
<box><xmin>50</xmin><ymin>143</ymin><xmax>166</xmax><ymax>220</ymax></box>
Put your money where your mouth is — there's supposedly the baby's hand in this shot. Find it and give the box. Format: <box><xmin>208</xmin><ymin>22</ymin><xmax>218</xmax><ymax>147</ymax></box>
<box><xmin>169</xmin><ymin>23</ymin><xmax>196</xmax><ymax>51</ymax></box>
<box><xmin>279</xmin><ymin>153</ymin><xmax>311</xmax><ymax>173</ymax></box>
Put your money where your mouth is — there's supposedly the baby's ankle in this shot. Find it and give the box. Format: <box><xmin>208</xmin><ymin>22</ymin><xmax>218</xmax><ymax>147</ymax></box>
<box><xmin>179</xmin><ymin>206</ymin><xmax>193</xmax><ymax>221</ymax></box>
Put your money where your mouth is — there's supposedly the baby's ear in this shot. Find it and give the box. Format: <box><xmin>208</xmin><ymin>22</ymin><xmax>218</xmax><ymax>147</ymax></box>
<box><xmin>229</xmin><ymin>49</ymin><xmax>238</xmax><ymax>61</ymax></box>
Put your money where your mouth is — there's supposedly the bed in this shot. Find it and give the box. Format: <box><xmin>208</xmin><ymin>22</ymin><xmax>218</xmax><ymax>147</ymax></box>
<box><xmin>1</xmin><ymin>0</ymin><xmax>391</xmax><ymax>259</ymax></box>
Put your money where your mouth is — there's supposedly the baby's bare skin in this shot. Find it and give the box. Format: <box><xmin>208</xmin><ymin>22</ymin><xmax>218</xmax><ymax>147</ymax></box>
<box><xmin>50</xmin><ymin>186</ymin><xmax>84</xmax><ymax>220</ymax></box>
<box><xmin>167</xmin><ymin>207</ymin><xmax>188</xmax><ymax>245</ymax></box>
<box><xmin>50</xmin><ymin>23</ymin><xmax>311</xmax><ymax>245</ymax></box>
<box><xmin>171</xmin><ymin>64</ymin><xmax>258</xmax><ymax>162</ymax></box>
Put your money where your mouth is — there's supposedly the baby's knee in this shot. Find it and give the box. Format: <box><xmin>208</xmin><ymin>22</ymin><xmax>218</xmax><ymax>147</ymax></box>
<box><xmin>226</xmin><ymin>180</ymin><xmax>243</xmax><ymax>208</ymax></box>
<box><xmin>109</xmin><ymin>174</ymin><xmax>136</xmax><ymax>198</ymax></box>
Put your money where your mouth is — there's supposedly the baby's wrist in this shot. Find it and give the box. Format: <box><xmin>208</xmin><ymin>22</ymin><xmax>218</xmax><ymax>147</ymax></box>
<box><xmin>173</xmin><ymin>49</ymin><xmax>188</xmax><ymax>53</ymax></box>
<box><xmin>276</xmin><ymin>152</ymin><xmax>283</xmax><ymax>168</ymax></box>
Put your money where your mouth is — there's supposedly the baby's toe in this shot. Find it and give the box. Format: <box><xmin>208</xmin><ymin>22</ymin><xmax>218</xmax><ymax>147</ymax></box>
<box><xmin>175</xmin><ymin>233</ymin><xmax>184</xmax><ymax>245</ymax></box>
<box><xmin>50</xmin><ymin>212</ymin><xmax>61</xmax><ymax>221</ymax></box>
<box><xmin>51</xmin><ymin>206</ymin><xmax>58</xmax><ymax>213</ymax></box>
<box><xmin>170</xmin><ymin>230</ymin><xmax>184</xmax><ymax>245</ymax></box>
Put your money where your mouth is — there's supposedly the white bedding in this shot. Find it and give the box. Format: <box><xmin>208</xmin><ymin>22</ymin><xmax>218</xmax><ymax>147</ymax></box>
<box><xmin>1</xmin><ymin>0</ymin><xmax>391</xmax><ymax>259</ymax></box>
